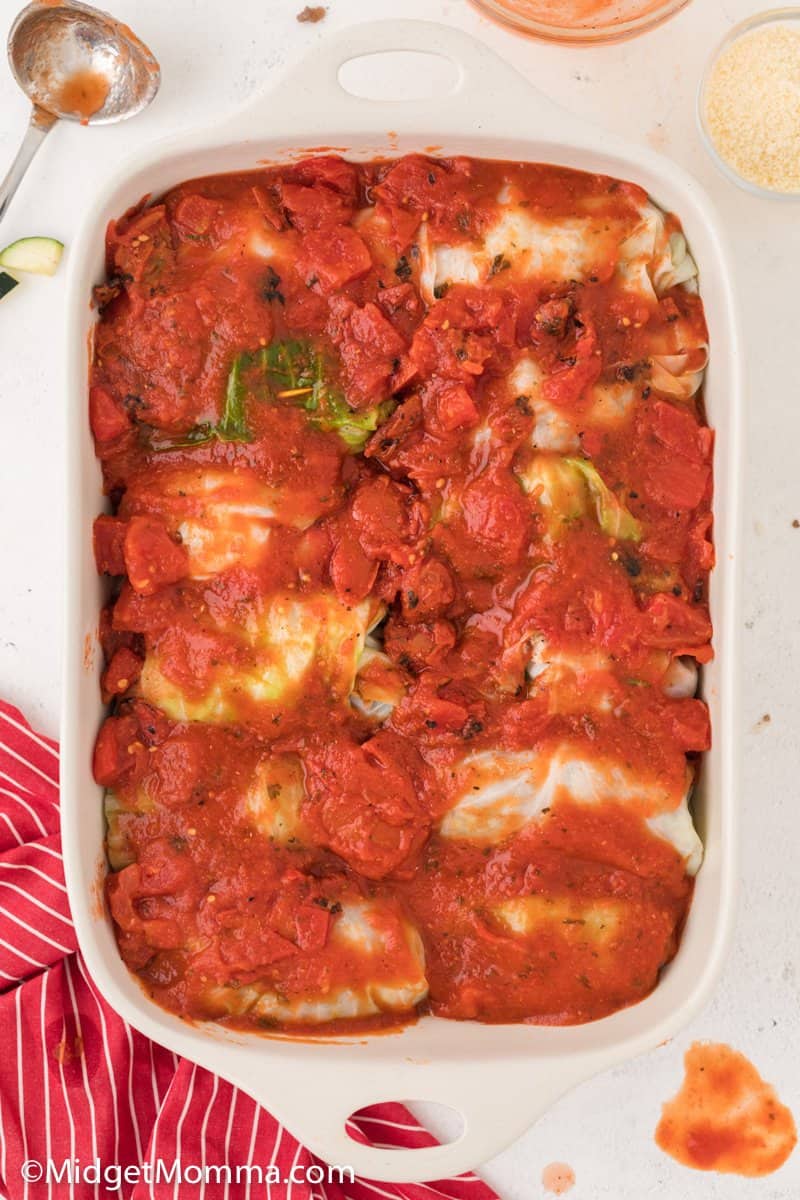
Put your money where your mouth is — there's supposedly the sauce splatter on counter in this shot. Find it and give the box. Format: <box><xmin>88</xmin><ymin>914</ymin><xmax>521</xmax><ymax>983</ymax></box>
<box><xmin>296</xmin><ymin>4</ymin><xmax>327</xmax><ymax>21</ymax></box>
<box><xmin>541</xmin><ymin>1161</ymin><xmax>575</xmax><ymax>1194</ymax></box>
<box><xmin>655</xmin><ymin>1042</ymin><xmax>797</xmax><ymax>1176</ymax></box>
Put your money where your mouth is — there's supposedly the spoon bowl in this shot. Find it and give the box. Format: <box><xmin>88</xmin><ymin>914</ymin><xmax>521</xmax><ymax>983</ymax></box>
<box><xmin>8</xmin><ymin>1</ymin><xmax>159</xmax><ymax>124</ymax></box>
<box><xmin>0</xmin><ymin>2</ymin><xmax>160</xmax><ymax>225</ymax></box>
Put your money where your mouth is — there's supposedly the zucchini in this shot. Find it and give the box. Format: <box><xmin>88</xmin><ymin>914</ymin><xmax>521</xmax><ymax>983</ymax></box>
<box><xmin>0</xmin><ymin>271</ymin><xmax>19</xmax><ymax>299</ymax></box>
<box><xmin>0</xmin><ymin>236</ymin><xmax>63</xmax><ymax>276</ymax></box>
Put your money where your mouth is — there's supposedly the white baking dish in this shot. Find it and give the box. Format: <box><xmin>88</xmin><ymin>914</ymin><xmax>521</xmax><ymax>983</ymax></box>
<box><xmin>61</xmin><ymin>20</ymin><xmax>743</xmax><ymax>1182</ymax></box>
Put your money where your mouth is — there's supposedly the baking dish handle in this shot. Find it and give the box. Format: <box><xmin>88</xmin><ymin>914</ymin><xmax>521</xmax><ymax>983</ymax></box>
<box><xmin>232</xmin><ymin>19</ymin><xmax>566</xmax><ymax>131</ymax></box>
<box><xmin>239</xmin><ymin>1056</ymin><xmax>591</xmax><ymax>1184</ymax></box>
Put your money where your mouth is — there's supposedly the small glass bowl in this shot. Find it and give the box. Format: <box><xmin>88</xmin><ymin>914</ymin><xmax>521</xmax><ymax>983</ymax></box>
<box><xmin>698</xmin><ymin>8</ymin><xmax>800</xmax><ymax>200</ymax></box>
<box><xmin>468</xmin><ymin>0</ymin><xmax>691</xmax><ymax>45</ymax></box>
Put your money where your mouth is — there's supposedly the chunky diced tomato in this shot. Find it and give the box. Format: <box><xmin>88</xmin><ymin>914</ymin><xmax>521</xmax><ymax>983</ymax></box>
<box><xmin>430</xmin><ymin>383</ymin><xmax>480</xmax><ymax>433</ymax></box>
<box><xmin>638</xmin><ymin>401</ymin><xmax>713</xmax><ymax>510</ymax></box>
<box><xmin>107</xmin><ymin>204</ymin><xmax>174</xmax><ymax>288</ymax></box>
<box><xmin>373</xmin><ymin>155</ymin><xmax>473</xmax><ymax>231</ymax></box>
<box><xmin>375</xmin><ymin>282</ymin><xmax>423</xmax><ymax>330</ymax></box>
<box><xmin>279</xmin><ymin>281</ymin><xmax>329</xmax><ymax>333</ymax></box>
<box><xmin>111</xmin><ymin>582</ymin><xmax>177</xmax><ymax>633</ymax></box>
<box><xmin>668</xmin><ymin>698</ymin><xmax>711</xmax><ymax>751</ymax></box>
<box><xmin>92</xmin><ymin>715</ymin><xmax>148</xmax><ymax>786</ymax></box>
<box><xmin>250</xmin><ymin>185</ymin><xmax>284</xmax><ymax>230</ymax></box>
<box><xmin>351</xmin><ymin>476</ymin><xmax>425</xmax><ymax>563</ymax></box>
<box><xmin>93</xmin><ymin>515</ymin><xmax>127</xmax><ymax>575</ymax></box>
<box><xmin>112</xmin><ymin>202</ymin><xmax>169</xmax><ymax>244</ymax></box>
<box><xmin>542</xmin><ymin>318</ymin><xmax>602</xmax><ymax>408</ymax></box>
<box><xmin>294</xmin><ymin>903</ymin><xmax>331</xmax><ymax>951</ymax></box>
<box><xmin>374</xmin><ymin>199</ymin><xmax>424</xmax><ymax>252</ymax></box>
<box><xmin>291</xmin><ymin>155</ymin><xmax>359</xmax><ymax>202</ymax></box>
<box><xmin>298</xmin><ymin>227</ymin><xmax>372</xmax><ymax>291</ymax></box>
<box><xmin>410</xmin><ymin>324</ymin><xmax>484</xmax><ymax>383</ymax></box>
<box><xmin>329</xmin><ymin>530</ymin><xmax>379</xmax><ymax>602</ymax></box>
<box><xmin>106</xmin><ymin>864</ymin><xmax>142</xmax><ymax>931</ymax></box>
<box><xmin>219</xmin><ymin>922</ymin><xmax>297</xmax><ymax>969</ymax></box>
<box><xmin>533</xmin><ymin>296</ymin><xmax>573</xmax><ymax>339</ymax></box>
<box><xmin>101</xmin><ymin>646</ymin><xmax>142</xmax><ymax>702</ymax></box>
<box><xmin>137</xmin><ymin>836</ymin><xmax>196</xmax><ymax>896</ymax></box>
<box><xmin>687</xmin><ymin>513</ymin><xmax>715</xmax><ymax>577</ymax></box>
<box><xmin>327</xmin><ymin>296</ymin><xmax>407</xmax><ymax>409</ymax></box>
<box><xmin>639</xmin><ymin>593</ymin><xmax>713</xmax><ymax>655</ymax></box>
<box><xmin>429</xmin><ymin>286</ymin><xmax>517</xmax><ymax>344</ymax></box>
<box><xmin>172</xmin><ymin>193</ymin><xmax>219</xmax><ymax>238</ymax></box>
<box><xmin>89</xmin><ymin>385</ymin><xmax>129</xmax><ymax>444</ymax></box>
<box><xmin>280</xmin><ymin>181</ymin><xmax>353</xmax><ymax>233</ymax></box>
<box><xmin>126</xmin><ymin>699</ymin><xmax>173</xmax><ymax>746</ymax></box>
<box><xmin>303</xmin><ymin>733</ymin><xmax>428</xmax><ymax>879</ymax></box>
<box><xmin>384</xmin><ymin>617</ymin><xmax>456</xmax><ymax>670</ymax></box>
<box><xmin>363</xmin><ymin>394</ymin><xmax>424</xmax><ymax>466</ymax></box>
<box><xmin>409</xmin><ymin>287</ymin><xmax>515</xmax><ymax>383</ymax></box>
<box><xmin>650</xmin><ymin>400</ymin><xmax>711</xmax><ymax>462</ymax></box>
<box><xmin>398</xmin><ymin>680</ymin><xmax>470</xmax><ymax>735</ymax></box>
<box><xmin>461</xmin><ymin>473</ymin><xmax>529</xmax><ymax>564</ymax></box>
<box><xmin>123</xmin><ymin>516</ymin><xmax>188</xmax><ymax>595</ymax></box>
<box><xmin>506</xmin><ymin>537</ymin><xmax>641</xmax><ymax>655</ymax></box>
<box><xmin>643</xmin><ymin>457</ymin><xmax>710</xmax><ymax>510</ymax></box>
<box><xmin>401</xmin><ymin>558</ymin><xmax>455</xmax><ymax>621</ymax></box>
<box><xmin>98</xmin><ymin>605</ymin><xmax>137</xmax><ymax>662</ymax></box>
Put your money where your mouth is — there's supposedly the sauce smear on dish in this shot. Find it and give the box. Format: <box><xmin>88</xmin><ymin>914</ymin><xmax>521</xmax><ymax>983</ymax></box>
<box><xmin>88</xmin><ymin>154</ymin><xmax>713</xmax><ymax>1035</ymax></box>
<box><xmin>656</xmin><ymin>1042</ymin><xmax>797</xmax><ymax>1175</ymax></box>
<box><xmin>56</xmin><ymin>68</ymin><xmax>109</xmax><ymax>122</ymax></box>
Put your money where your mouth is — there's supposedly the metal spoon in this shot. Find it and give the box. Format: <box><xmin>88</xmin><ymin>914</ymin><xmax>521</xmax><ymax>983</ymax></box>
<box><xmin>1</xmin><ymin>1</ymin><xmax>160</xmax><ymax>223</ymax></box>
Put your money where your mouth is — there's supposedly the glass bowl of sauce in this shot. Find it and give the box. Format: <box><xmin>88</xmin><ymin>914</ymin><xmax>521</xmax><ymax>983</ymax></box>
<box><xmin>469</xmin><ymin>0</ymin><xmax>691</xmax><ymax>43</ymax></box>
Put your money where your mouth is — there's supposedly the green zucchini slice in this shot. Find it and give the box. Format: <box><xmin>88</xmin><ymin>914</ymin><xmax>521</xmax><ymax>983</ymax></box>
<box><xmin>0</xmin><ymin>236</ymin><xmax>64</xmax><ymax>276</ymax></box>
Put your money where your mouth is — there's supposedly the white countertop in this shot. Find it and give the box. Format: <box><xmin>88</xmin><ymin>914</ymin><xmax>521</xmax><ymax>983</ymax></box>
<box><xmin>1</xmin><ymin>0</ymin><xmax>798</xmax><ymax>1195</ymax></box>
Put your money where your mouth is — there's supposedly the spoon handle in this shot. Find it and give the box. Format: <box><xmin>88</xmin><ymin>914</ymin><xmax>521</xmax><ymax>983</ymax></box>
<box><xmin>0</xmin><ymin>106</ymin><xmax>58</xmax><ymax>226</ymax></box>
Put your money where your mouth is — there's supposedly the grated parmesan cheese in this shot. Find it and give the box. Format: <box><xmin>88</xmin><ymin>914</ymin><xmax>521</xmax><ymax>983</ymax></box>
<box><xmin>704</xmin><ymin>22</ymin><xmax>800</xmax><ymax>194</ymax></box>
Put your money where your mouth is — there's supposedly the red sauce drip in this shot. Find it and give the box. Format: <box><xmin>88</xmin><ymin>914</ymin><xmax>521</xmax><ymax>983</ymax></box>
<box><xmin>655</xmin><ymin>1042</ymin><xmax>797</xmax><ymax>1176</ymax></box>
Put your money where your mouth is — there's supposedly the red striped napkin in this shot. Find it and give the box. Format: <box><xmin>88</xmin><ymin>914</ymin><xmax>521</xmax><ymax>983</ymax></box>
<box><xmin>0</xmin><ymin>700</ymin><xmax>500</xmax><ymax>1200</ymax></box>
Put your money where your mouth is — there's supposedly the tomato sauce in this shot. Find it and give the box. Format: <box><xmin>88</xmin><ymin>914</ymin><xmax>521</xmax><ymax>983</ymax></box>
<box><xmin>55</xmin><ymin>68</ymin><xmax>110</xmax><ymax>122</ymax></box>
<box><xmin>656</xmin><ymin>1043</ymin><xmax>797</xmax><ymax>1176</ymax></box>
<box><xmin>89</xmin><ymin>154</ymin><xmax>712</xmax><ymax>1033</ymax></box>
<box><xmin>541</xmin><ymin>1163</ymin><xmax>575</xmax><ymax>1195</ymax></box>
